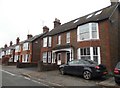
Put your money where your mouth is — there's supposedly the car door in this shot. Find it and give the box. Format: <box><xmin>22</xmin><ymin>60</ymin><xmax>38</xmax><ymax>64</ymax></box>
<box><xmin>75</xmin><ymin>60</ymin><xmax>85</xmax><ymax>75</ymax></box>
<box><xmin>64</xmin><ymin>60</ymin><xmax>77</xmax><ymax>75</ymax></box>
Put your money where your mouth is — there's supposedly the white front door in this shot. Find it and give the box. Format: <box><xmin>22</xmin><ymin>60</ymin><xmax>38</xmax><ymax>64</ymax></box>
<box><xmin>57</xmin><ymin>53</ymin><xmax>61</xmax><ymax>65</ymax></box>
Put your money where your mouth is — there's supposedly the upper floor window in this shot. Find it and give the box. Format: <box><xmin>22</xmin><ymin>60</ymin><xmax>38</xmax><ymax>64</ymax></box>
<box><xmin>43</xmin><ymin>37</ymin><xmax>47</xmax><ymax>47</ymax></box>
<box><xmin>6</xmin><ymin>49</ymin><xmax>11</xmax><ymax>55</ymax></box>
<box><xmin>58</xmin><ymin>35</ymin><xmax>61</xmax><ymax>45</ymax></box>
<box><xmin>66</xmin><ymin>32</ymin><xmax>70</xmax><ymax>43</ymax></box>
<box><xmin>77</xmin><ymin>23</ymin><xmax>99</xmax><ymax>41</ymax></box>
<box><xmin>48</xmin><ymin>37</ymin><xmax>52</xmax><ymax>47</ymax></box>
<box><xmin>23</xmin><ymin>42</ymin><xmax>29</xmax><ymax>51</ymax></box>
<box><xmin>15</xmin><ymin>45</ymin><xmax>21</xmax><ymax>52</ymax></box>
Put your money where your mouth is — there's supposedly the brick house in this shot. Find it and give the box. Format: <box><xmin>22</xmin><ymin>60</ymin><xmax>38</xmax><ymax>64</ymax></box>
<box><xmin>40</xmin><ymin>2</ymin><xmax>120</xmax><ymax>72</ymax></box>
<box><xmin>14</xmin><ymin>27</ymin><xmax>49</xmax><ymax>64</ymax></box>
<box><xmin>0</xmin><ymin>42</ymin><xmax>15</xmax><ymax>64</ymax></box>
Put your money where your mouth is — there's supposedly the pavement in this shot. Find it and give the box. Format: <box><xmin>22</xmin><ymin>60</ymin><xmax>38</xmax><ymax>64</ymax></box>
<box><xmin>2</xmin><ymin>65</ymin><xmax>120</xmax><ymax>87</ymax></box>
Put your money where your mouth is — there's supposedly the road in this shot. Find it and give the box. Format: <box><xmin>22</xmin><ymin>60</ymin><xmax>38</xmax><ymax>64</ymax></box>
<box><xmin>1</xmin><ymin>69</ymin><xmax>49</xmax><ymax>87</ymax></box>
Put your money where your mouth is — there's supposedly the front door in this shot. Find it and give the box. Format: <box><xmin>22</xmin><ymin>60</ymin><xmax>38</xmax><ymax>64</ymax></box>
<box><xmin>66</xmin><ymin>52</ymin><xmax>70</xmax><ymax>63</ymax></box>
<box><xmin>57</xmin><ymin>53</ymin><xmax>61</xmax><ymax>65</ymax></box>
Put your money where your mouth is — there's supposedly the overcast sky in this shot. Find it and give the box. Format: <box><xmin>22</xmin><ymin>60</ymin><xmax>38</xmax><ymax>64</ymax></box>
<box><xmin>0</xmin><ymin>0</ymin><xmax>116</xmax><ymax>47</ymax></box>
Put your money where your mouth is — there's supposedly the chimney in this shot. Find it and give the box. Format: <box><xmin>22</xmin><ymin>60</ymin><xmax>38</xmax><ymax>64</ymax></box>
<box><xmin>43</xmin><ymin>26</ymin><xmax>49</xmax><ymax>33</ymax></box>
<box><xmin>4</xmin><ymin>44</ymin><xmax>7</xmax><ymax>48</ymax></box>
<box><xmin>27</xmin><ymin>34</ymin><xmax>33</xmax><ymax>39</ymax></box>
<box><xmin>110</xmin><ymin>0</ymin><xmax>119</xmax><ymax>5</ymax></box>
<box><xmin>53</xmin><ymin>18</ymin><xmax>61</xmax><ymax>28</ymax></box>
<box><xmin>16</xmin><ymin>37</ymin><xmax>20</xmax><ymax>44</ymax></box>
<box><xmin>10</xmin><ymin>41</ymin><xmax>13</xmax><ymax>46</ymax></box>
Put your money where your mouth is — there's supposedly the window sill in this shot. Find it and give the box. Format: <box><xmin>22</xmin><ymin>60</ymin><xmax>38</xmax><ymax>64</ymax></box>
<box><xmin>77</xmin><ymin>39</ymin><xmax>100</xmax><ymax>42</ymax></box>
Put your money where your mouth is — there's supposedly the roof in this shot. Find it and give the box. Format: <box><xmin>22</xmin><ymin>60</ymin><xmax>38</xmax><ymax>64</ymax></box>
<box><xmin>20</xmin><ymin>32</ymin><xmax>45</xmax><ymax>44</ymax></box>
<box><xmin>44</xmin><ymin>3</ymin><xmax>119</xmax><ymax>36</ymax></box>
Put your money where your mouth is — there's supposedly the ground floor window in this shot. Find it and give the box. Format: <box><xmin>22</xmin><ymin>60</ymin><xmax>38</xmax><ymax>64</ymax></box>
<box><xmin>48</xmin><ymin>52</ymin><xmax>51</xmax><ymax>63</ymax></box>
<box><xmin>77</xmin><ymin>47</ymin><xmax>101</xmax><ymax>64</ymax></box>
<box><xmin>52</xmin><ymin>53</ymin><xmax>56</xmax><ymax>63</ymax></box>
<box><xmin>22</xmin><ymin>54</ymin><xmax>29</xmax><ymax>62</ymax></box>
<box><xmin>43</xmin><ymin>52</ymin><xmax>47</xmax><ymax>63</ymax></box>
<box><xmin>14</xmin><ymin>55</ymin><xmax>20</xmax><ymax>62</ymax></box>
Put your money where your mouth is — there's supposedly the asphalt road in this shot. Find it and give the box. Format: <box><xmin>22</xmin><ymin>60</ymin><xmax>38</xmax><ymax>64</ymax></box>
<box><xmin>1</xmin><ymin>69</ymin><xmax>49</xmax><ymax>87</ymax></box>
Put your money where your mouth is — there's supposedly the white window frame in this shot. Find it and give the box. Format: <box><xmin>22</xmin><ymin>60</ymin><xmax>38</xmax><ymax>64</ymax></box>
<box><xmin>43</xmin><ymin>52</ymin><xmax>47</xmax><ymax>63</ymax></box>
<box><xmin>22</xmin><ymin>54</ymin><xmax>29</xmax><ymax>62</ymax></box>
<box><xmin>48</xmin><ymin>52</ymin><xmax>51</xmax><ymax>63</ymax></box>
<box><xmin>15</xmin><ymin>45</ymin><xmax>20</xmax><ymax>52</ymax></box>
<box><xmin>6</xmin><ymin>49</ymin><xmax>11</xmax><ymax>55</ymax></box>
<box><xmin>77</xmin><ymin>47</ymin><xmax>101</xmax><ymax>64</ymax></box>
<box><xmin>52</xmin><ymin>53</ymin><xmax>56</xmax><ymax>63</ymax></box>
<box><xmin>66</xmin><ymin>32</ymin><xmax>70</xmax><ymax>43</ymax></box>
<box><xmin>14</xmin><ymin>55</ymin><xmax>20</xmax><ymax>62</ymax></box>
<box><xmin>77</xmin><ymin>23</ymin><xmax>99</xmax><ymax>42</ymax></box>
<box><xmin>23</xmin><ymin>42</ymin><xmax>29</xmax><ymax>51</ymax></box>
<box><xmin>58</xmin><ymin>35</ymin><xmax>61</xmax><ymax>45</ymax></box>
<box><xmin>48</xmin><ymin>37</ymin><xmax>52</xmax><ymax>47</ymax></box>
<box><xmin>43</xmin><ymin>37</ymin><xmax>48</xmax><ymax>47</ymax></box>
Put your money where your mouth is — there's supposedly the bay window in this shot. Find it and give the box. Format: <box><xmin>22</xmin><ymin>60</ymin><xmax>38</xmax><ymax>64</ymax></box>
<box><xmin>22</xmin><ymin>54</ymin><xmax>29</xmax><ymax>62</ymax></box>
<box><xmin>15</xmin><ymin>45</ymin><xmax>20</xmax><ymax>52</ymax></box>
<box><xmin>77</xmin><ymin>47</ymin><xmax>100</xmax><ymax>64</ymax></box>
<box><xmin>77</xmin><ymin>23</ymin><xmax>99</xmax><ymax>41</ymax></box>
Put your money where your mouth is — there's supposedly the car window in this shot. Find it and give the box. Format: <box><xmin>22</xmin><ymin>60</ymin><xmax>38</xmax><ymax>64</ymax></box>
<box><xmin>116</xmin><ymin>62</ymin><xmax>120</xmax><ymax>69</ymax></box>
<box><xmin>83</xmin><ymin>59</ymin><xmax>97</xmax><ymax>65</ymax></box>
<box><xmin>69</xmin><ymin>60</ymin><xmax>84</xmax><ymax>65</ymax></box>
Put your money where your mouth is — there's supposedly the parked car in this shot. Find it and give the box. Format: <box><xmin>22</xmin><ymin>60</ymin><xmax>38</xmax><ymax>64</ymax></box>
<box><xmin>59</xmin><ymin>59</ymin><xmax>108</xmax><ymax>80</ymax></box>
<box><xmin>114</xmin><ymin>61</ymin><xmax>120</xmax><ymax>85</ymax></box>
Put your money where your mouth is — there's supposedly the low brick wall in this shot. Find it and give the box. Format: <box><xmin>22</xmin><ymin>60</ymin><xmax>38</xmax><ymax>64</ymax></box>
<box><xmin>16</xmin><ymin>62</ymin><xmax>37</xmax><ymax>68</ymax></box>
<box><xmin>8</xmin><ymin>62</ymin><xmax>16</xmax><ymax>65</ymax></box>
<box><xmin>37</xmin><ymin>61</ymin><xmax>58</xmax><ymax>72</ymax></box>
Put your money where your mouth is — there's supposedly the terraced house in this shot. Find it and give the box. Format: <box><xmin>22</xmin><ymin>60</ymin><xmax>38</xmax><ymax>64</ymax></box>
<box><xmin>14</xmin><ymin>27</ymin><xmax>49</xmax><ymax>64</ymax></box>
<box><xmin>40</xmin><ymin>1</ymin><xmax>120</xmax><ymax>72</ymax></box>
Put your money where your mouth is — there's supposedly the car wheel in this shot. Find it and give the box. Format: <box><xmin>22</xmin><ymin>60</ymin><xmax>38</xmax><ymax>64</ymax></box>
<box><xmin>83</xmin><ymin>70</ymin><xmax>92</xmax><ymax>80</ymax></box>
<box><xmin>60</xmin><ymin>68</ymin><xmax>65</xmax><ymax>75</ymax></box>
<box><xmin>115</xmin><ymin>78</ymin><xmax>120</xmax><ymax>85</ymax></box>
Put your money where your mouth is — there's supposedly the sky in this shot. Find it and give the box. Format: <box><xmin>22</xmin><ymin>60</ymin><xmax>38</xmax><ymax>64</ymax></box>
<box><xmin>0</xmin><ymin>0</ymin><xmax>117</xmax><ymax>47</ymax></box>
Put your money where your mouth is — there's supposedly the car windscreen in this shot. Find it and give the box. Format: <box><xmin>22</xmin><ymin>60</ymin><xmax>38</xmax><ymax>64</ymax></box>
<box><xmin>83</xmin><ymin>59</ymin><xmax>97</xmax><ymax>65</ymax></box>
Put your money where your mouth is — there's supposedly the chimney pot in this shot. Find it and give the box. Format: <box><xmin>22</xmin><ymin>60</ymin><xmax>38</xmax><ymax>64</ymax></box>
<box><xmin>110</xmin><ymin>0</ymin><xmax>119</xmax><ymax>5</ymax></box>
<box><xmin>53</xmin><ymin>18</ymin><xmax>61</xmax><ymax>28</ymax></box>
<box><xmin>27</xmin><ymin>34</ymin><xmax>33</xmax><ymax>39</ymax></box>
<box><xmin>43</xmin><ymin>26</ymin><xmax>49</xmax><ymax>33</ymax></box>
<box><xmin>4</xmin><ymin>44</ymin><xmax>7</xmax><ymax>48</ymax></box>
<box><xmin>16</xmin><ymin>37</ymin><xmax>20</xmax><ymax>44</ymax></box>
<box><xmin>10</xmin><ymin>41</ymin><xmax>13</xmax><ymax>46</ymax></box>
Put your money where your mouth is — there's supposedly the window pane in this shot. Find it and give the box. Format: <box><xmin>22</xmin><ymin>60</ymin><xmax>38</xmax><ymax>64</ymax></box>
<box><xmin>66</xmin><ymin>32</ymin><xmax>70</xmax><ymax>43</ymax></box>
<box><xmin>93</xmin><ymin>56</ymin><xmax>98</xmax><ymax>64</ymax></box>
<box><xmin>87</xmin><ymin>48</ymin><xmax>90</xmax><ymax>55</ymax></box>
<box><xmin>43</xmin><ymin>37</ymin><xmax>47</xmax><ymax>47</ymax></box>
<box><xmin>93</xmin><ymin>47</ymin><xmax>98</xmax><ymax>55</ymax></box>
<box><xmin>43</xmin><ymin>52</ymin><xmax>47</xmax><ymax>63</ymax></box>
<box><xmin>79</xmin><ymin>23</ymin><xmax>90</xmax><ymax>40</ymax></box>
<box><xmin>92</xmin><ymin>31</ymin><xmax>97</xmax><ymax>38</ymax></box>
<box><xmin>48</xmin><ymin>52</ymin><xmax>51</xmax><ymax>63</ymax></box>
<box><xmin>80</xmin><ymin>48</ymin><xmax>83</xmax><ymax>55</ymax></box>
